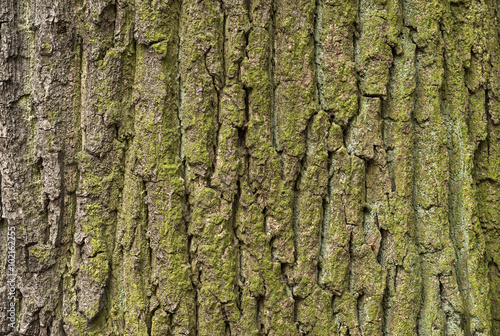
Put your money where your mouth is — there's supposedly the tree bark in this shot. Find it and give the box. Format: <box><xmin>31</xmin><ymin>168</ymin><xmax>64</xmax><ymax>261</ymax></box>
<box><xmin>0</xmin><ymin>0</ymin><xmax>500</xmax><ymax>335</ymax></box>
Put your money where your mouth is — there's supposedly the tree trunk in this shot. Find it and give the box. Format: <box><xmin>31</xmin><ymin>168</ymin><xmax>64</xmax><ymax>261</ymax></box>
<box><xmin>1</xmin><ymin>0</ymin><xmax>499</xmax><ymax>335</ymax></box>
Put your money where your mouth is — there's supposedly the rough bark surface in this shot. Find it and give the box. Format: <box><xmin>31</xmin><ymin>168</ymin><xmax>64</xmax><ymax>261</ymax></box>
<box><xmin>1</xmin><ymin>0</ymin><xmax>500</xmax><ymax>335</ymax></box>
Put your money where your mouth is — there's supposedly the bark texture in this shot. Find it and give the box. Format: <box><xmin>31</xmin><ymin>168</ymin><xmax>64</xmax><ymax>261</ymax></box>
<box><xmin>1</xmin><ymin>0</ymin><xmax>500</xmax><ymax>335</ymax></box>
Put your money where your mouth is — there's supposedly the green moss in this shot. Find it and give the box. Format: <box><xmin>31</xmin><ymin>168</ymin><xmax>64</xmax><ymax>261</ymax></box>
<box><xmin>320</xmin><ymin>0</ymin><xmax>358</xmax><ymax>126</ymax></box>
<box><xmin>151</xmin><ymin>41</ymin><xmax>168</xmax><ymax>55</ymax></box>
<box><xmin>136</xmin><ymin>0</ymin><xmax>169</xmax><ymax>43</ymax></box>
<box><xmin>151</xmin><ymin>309</ymin><xmax>171</xmax><ymax>336</ymax></box>
<box><xmin>84</xmin><ymin>253</ymin><xmax>110</xmax><ymax>286</ymax></box>
<box><xmin>66</xmin><ymin>313</ymin><xmax>87</xmax><ymax>336</ymax></box>
<box><xmin>29</xmin><ymin>244</ymin><xmax>51</xmax><ymax>264</ymax></box>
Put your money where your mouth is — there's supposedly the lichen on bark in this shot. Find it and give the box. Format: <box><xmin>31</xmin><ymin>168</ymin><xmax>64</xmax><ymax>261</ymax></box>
<box><xmin>1</xmin><ymin>0</ymin><xmax>500</xmax><ymax>335</ymax></box>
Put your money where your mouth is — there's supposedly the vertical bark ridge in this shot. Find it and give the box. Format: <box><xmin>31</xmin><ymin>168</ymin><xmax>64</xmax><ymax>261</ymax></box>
<box><xmin>180</xmin><ymin>1</ymin><xmax>237</xmax><ymax>335</ymax></box>
<box><xmin>442</xmin><ymin>1</ymin><xmax>492</xmax><ymax>334</ymax></box>
<box><xmin>0</xmin><ymin>0</ymin><xmax>33</xmax><ymax>333</ymax></box>
<box><xmin>475</xmin><ymin>0</ymin><xmax>500</xmax><ymax>334</ymax></box>
<box><xmin>9</xmin><ymin>0</ymin><xmax>78</xmax><ymax>334</ymax></box>
<box><xmin>382</xmin><ymin>22</ymin><xmax>421</xmax><ymax>336</ymax></box>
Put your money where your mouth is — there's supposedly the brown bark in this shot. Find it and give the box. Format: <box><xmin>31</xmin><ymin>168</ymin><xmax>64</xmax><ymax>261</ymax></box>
<box><xmin>0</xmin><ymin>0</ymin><xmax>500</xmax><ymax>335</ymax></box>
